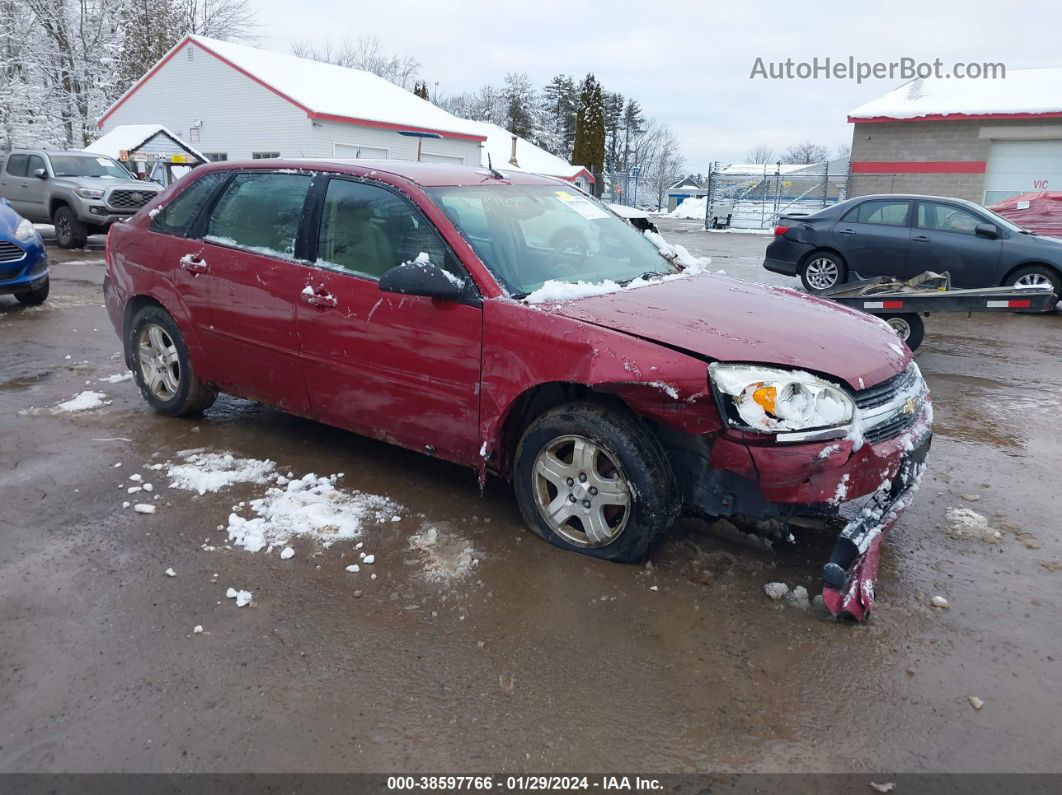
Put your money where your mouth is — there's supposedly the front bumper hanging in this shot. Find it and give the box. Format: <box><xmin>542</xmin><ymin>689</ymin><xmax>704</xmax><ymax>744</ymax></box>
<box><xmin>820</xmin><ymin>432</ymin><xmax>932</xmax><ymax>622</ymax></box>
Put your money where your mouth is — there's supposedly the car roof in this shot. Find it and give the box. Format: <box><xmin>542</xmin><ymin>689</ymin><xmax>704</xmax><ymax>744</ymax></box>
<box><xmin>192</xmin><ymin>158</ymin><xmax>569</xmax><ymax>188</ymax></box>
<box><xmin>845</xmin><ymin>193</ymin><xmax>981</xmax><ymax>205</ymax></box>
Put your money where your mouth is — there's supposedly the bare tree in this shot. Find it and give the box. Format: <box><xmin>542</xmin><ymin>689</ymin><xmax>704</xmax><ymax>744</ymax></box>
<box><xmin>835</xmin><ymin>142</ymin><xmax>851</xmax><ymax>159</ymax></box>
<box><xmin>180</xmin><ymin>0</ymin><xmax>258</xmax><ymax>41</ymax></box>
<box><xmin>292</xmin><ymin>35</ymin><xmax>419</xmax><ymax>89</ymax></box>
<box><xmin>780</xmin><ymin>140</ymin><xmax>830</xmax><ymax>165</ymax></box>
<box><xmin>647</xmin><ymin>125</ymin><xmax>684</xmax><ymax>209</ymax></box>
<box><xmin>745</xmin><ymin>144</ymin><xmax>773</xmax><ymax>164</ymax></box>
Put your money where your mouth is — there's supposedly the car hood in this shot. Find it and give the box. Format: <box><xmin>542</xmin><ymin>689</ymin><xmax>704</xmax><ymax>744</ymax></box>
<box><xmin>541</xmin><ymin>274</ymin><xmax>910</xmax><ymax>389</ymax></box>
<box><xmin>59</xmin><ymin>176</ymin><xmax>159</xmax><ymax>191</ymax></box>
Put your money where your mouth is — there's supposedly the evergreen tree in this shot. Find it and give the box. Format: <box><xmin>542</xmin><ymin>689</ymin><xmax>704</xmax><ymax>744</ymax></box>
<box><xmin>571</xmin><ymin>73</ymin><xmax>605</xmax><ymax>179</ymax></box>
<box><xmin>412</xmin><ymin>80</ymin><xmax>430</xmax><ymax>99</ymax></box>
<box><xmin>621</xmin><ymin>99</ymin><xmax>644</xmax><ymax>172</ymax></box>
<box><xmin>603</xmin><ymin>91</ymin><xmax>624</xmax><ymax>172</ymax></box>
<box><xmin>503</xmin><ymin>72</ymin><xmax>536</xmax><ymax>140</ymax></box>
<box><xmin>540</xmin><ymin>74</ymin><xmax>578</xmax><ymax>157</ymax></box>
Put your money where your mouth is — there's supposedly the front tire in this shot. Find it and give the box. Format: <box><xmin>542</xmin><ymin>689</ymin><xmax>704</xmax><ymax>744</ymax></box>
<box><xmin>126</xmin><ymin>306</ymin><xmax>217</xmax><ymax>417</ymax></box>
<box><xmin>14</xmin><ymin>277</ymin><xmax>49</xmax><ymax>306</ymax></box>
<box><xmin>53</xmin><ymin>206</ymin><xmax>88</xmax><ymax>249</ymax></box>
<box><xmin>1005</xmin><ymin>265</ymin><xmax>1061</xmax><ymax>306</ymax></box>
<box><xmin>514</xmin><ymin>402</ymin><xmax>679</xmax><ymax>562</ymax></box>
<box><xmin>799</xmin><ymin>251</ymin><xmax>847</xmax><ymax>292</ymax></box>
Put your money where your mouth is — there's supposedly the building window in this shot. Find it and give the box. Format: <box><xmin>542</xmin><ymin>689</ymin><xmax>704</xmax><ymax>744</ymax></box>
<box><xmin>251</xmin><ymin>152</ymin><xmax>280</xmax><ymax>159</ymax></box>
<box><xmin>189</xmin><ymin>127</ymin><xmax>200</xmax><ymax>144</ymax></box>
<box><xmin>204</xmin><ymin>153</ymin><xmax>228</xmax><ymax>162</ymax></box>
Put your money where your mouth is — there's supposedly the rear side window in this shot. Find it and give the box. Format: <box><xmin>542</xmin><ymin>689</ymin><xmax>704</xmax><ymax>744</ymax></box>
<box><xmin>151</xmin><ymin>172</ymin><xmax>226</xmax><ymax>237</ymax></box>
<box><xmin>846</xmin><ymin>200</ymin><xmax>910</xmax><ymax>226</ymax></box>
<box><xmin>26</xmin><ymin>155</ymin><xmax>45</xmax><ymax>176</ymax></box>
<box><xmin>5</xmin><ymin>154</ymin><xmax>28</xmax><ymax>177</ymax></box>
<box><xmin>316</xmin><ymin>178</ymin><xmax>463</xmax><ymax>281</ymax></box>
<box><xmin>205</xmin><ymin>172</ymin><xmax>312</xmax><ymax>259</ymax></box>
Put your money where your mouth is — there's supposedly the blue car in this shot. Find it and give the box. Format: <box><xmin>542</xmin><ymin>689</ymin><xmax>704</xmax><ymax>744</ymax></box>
<box><xmin>0</xmin><ymin>197</ymin><xmax>48</xmax><ymax>305</ymax></box>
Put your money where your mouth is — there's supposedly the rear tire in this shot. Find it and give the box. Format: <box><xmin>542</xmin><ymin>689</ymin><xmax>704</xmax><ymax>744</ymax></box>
<box><xmin>126</xmin><ymin>306</ymin><xmax>217</xmax><ymax>417</ymax></box>
<box><xmin>1005</xmin><ymin>265</ymin><xmax>1061</xmax><ymax>307</ymax></box>
<box><xmin>53</xmin><ymin>205</ymin><xmax>87</xmax><ymax>249</ymax></box>
<box><xmin>14</xmin><ymin>277</ymin><xmax>49</xmax><ymax>306</ymax></box>
<box><xmin>799</xmin><ymin>251</ymin><xmax>847</xmax><ymax>292</ymax></box>
<box><xmin>880</xmin><ymin>313</ymin><xmax>925</xmax><ymax>351</ymax></box>
<box><xmin>514</xmin><ymin>402</ymin><xmax>679</xmax><ymax>563</ymax></box>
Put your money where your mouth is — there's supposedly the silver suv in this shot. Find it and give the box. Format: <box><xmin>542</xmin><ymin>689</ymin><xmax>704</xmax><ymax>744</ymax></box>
<box><xmin>0</xmin><ymin>150</ymin><xmax>162</xmax><ymax>248</ymax></box>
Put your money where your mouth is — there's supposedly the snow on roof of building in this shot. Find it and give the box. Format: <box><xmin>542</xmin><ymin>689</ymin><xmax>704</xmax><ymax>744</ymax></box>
<box><xmin>719</xmin><ymin>163</ymin><xmax>810</xmax><ymax>175</ymax></box>
<box><xmin>85</xmin><ymin>124</ymin><xmax>207</xmax><ymax>161</ymax></box>
<box><xmin>101</xmin><ymin>35</ymin><xmax>487</xmax><ymax>141</ymax></box>
<box><xmin>471</xmin><ymin>121</ymin><xmax>593</xmax><ymax>183</ymax></box>
<box><xmin>848</xmin><ymin>68</ymin><xmax>1062</xmax><ymax>121</ymax></box>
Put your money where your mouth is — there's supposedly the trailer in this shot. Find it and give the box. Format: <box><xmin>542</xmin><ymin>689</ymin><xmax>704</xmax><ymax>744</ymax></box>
<box><xmin>819</xmin><ymin>271</ymin><xmax>1058</xmax><ymax>350</ymax></box>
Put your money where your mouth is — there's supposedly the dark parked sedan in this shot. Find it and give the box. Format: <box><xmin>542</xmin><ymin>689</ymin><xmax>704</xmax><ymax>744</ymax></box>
<box><xmin>764</xmin><ymin>193</ymin><xmax>1062</xmax><ymax>297</ymax></box>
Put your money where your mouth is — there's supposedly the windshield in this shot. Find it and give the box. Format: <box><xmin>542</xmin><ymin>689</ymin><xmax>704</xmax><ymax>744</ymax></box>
<box><xmin>426</xmin><ymin>185</ymin><xmax>677</xmax><ymax>297</ymax></box>
<box><xmin>50</xmin><ymin>155</ymin><xmax>131</xmax><ymax>179</ymax></box>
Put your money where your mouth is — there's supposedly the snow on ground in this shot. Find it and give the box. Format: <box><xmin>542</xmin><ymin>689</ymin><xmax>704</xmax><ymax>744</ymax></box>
<box><xmin>98</xmin><ymin>372</ymin><xmax>133</xmax><ymax>383</ymax></box>
<box><xmin>225</xmin><ymin>587</ymin><xmax>252</xmax><ymax>607</ymax></box>
<box><xmin>166</xmin><ymin>450</ymin><xmax>278</xmax><ymax>495</ymax></box>
<box><xmin>55</xmin><ymin>391</ymin><xmax>110</xmax><ymax>412</ymax></box>
<box><xmin>225</xmin><ymin>474</ymin><xmax>398</xmax><ymax>553</ymax></box>
<box><xmin>670</xmin><ymin>196</ymin><xmax>707</xmax><ymax>220</ymax></box>
<box><xmin>408</xmin><ymin>526</ymin><xmax>480</xmax><ymax>583</ymax></box>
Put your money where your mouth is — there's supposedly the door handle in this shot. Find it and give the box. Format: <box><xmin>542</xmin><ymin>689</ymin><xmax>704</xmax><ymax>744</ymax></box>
<box><xmin>912</xmin><ymin>235</ymin><xmax>931</xmax><ymax>243</ymax></box>
<box><xmin>838</xmin><ymin>228</ymin><xmax>856</xmax><ymax>236</ymax></box>
<box><xmin>301</xmin><ymin>289</ymin><xmax>337</xmax><ymax>308</ymax></box>
<box><xmin>178</xmin><ymin>254</ymin><xmax>208</xmax><ymax>273</ymax></box>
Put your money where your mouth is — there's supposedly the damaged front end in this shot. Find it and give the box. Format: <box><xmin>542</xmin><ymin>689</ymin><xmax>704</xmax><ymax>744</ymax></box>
<box><xmin>676</xmin><ymin>361</ymin><xmax>932</xmax><ymax>622</ymax></box>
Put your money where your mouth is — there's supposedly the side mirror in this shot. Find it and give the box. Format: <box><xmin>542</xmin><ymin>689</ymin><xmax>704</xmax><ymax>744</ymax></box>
<box><xmin>32</xmin><ymin>168</ymin><xmax>47</xmax><ymax>180</ymax></box>
<box><xmin>379</xmin><ymin>258</ymin><xmax>465</xmax><ymax>301</ymax></box>
<box><xmin>975</xmin><ymin>222</ymin><xmax>998</xmax><ymax>239</ymax></box>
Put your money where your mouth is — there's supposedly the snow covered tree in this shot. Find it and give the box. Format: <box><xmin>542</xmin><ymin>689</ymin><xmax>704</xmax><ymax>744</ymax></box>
<box><xmin>571</xmin><ymin>73</ymin><xmax>605</xmax><ymax>180</ymax></box>
<box><xmin>503</xmin><ymin>72</ymin><xmax>537</xmax><ymax>141</ymax></box>
<box><xmin>117</xmin><ymin>0</ymin><xmax>183</xmax><ymax>90</ymax></box>
<box><xmin>539</xmin><ymin>74</ymin><xmax>578</xmax><ymax>157</ymax></box>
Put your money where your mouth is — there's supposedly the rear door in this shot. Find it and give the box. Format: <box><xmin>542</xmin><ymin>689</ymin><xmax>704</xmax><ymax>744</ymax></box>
<box><xmin>298</xmin><ymin>177</ymin><xmax>483</xmax><ymax>464</ymax></box>
<box><xmin>833</xmin><ymin>199</ymin><xmax>913</xmax><ymax>278</ymax></box>
<box><xmin>1</xmin><ymin>154</ymin><xmax>30</xmax><ymax>216</ymax></box>
<box><xmin>912</xmin><ymin>200</ymin><xmax>1002</xmax><ymax>287</ymax></box>
<box><xmin>194</xmin><ymin>171</ymin><xmax>315</xmax><ymax>413</ymax></box>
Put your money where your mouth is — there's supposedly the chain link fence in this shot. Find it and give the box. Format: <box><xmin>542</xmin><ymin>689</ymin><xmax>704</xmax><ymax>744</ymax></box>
<box><xmin>704</xmin><ymin>163</ymin><xmax>850</xmax><ymax>230</ymax></box>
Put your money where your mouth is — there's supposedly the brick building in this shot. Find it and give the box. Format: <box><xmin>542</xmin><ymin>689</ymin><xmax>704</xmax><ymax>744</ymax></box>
<box><xmin>847</xmin><ymin>68</ymin><xmax>1062</xmax><ymax>205</ymax></box>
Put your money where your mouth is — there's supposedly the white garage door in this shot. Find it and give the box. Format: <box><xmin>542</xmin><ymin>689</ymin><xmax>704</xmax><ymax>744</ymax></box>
<box><xmin>333</xmin><ymin>142</ymin><xmax>390</xmax><ymax>159</ymax></box>
<box><xmin>984</xmin><ymin>140</ymin><xmax>1062</xmax><ymax>204</ymax></box>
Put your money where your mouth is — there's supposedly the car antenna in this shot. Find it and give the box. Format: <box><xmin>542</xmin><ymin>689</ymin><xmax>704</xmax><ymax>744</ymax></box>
<box><xmin>487</xmin><ymin>153</ymin><xmax>505</xmax><ymax>180</ymax></box>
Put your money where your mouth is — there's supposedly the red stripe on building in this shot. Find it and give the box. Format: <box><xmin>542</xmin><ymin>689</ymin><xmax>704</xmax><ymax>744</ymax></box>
<box><xmin>850</xmin><ymin>161</ymin><xmax>987</xmax><ymax>174</ymax></box>
<box><xmin>849</xmin><ymin>112</ymin><xmax>1062</xmax><ymax>124</ymax></box>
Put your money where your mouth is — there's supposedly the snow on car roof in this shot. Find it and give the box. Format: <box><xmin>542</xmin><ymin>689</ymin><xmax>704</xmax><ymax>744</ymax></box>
<box><xmin>153</xmin><ymin>36</ymin><xmax>487</xmax><ymax>141</ymax></box>
<box><xmin>849</xmin><ymin>67</ymin><xmax>1062</xmax><ymax>121</ymax></box>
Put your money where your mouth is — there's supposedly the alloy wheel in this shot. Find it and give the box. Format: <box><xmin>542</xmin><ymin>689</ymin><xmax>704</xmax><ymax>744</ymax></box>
<box><xmin>804</xmin><ymin>257</ymin><xmax>840</xmax><ymax>290</ymax></box>
<box><xmin>532</xmin><ymin>434</ymin><xmax>631</xmax><ymax>547</ymax></box>
<box><xmin>1014</xmin><ymin>273</ymin><xmax>1052</xmax><ymax>289</ymax></box>
<box><xmin>137</xmin><ymin>323</ymin><xmax>181</xmax><ymax>401</ymax></box>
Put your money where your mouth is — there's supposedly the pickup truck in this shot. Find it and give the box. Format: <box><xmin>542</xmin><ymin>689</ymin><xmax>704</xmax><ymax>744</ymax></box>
<box><xmin>0</xmin><ymin>149</ymin><xmax>161</xmax><ymax>248</ymax></box>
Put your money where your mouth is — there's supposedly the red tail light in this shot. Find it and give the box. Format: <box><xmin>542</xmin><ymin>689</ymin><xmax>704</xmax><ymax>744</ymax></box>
<box><xmin>773</xmin><ymin>225</ymin><xmax>790</xmax><ymax>236</ymax></box>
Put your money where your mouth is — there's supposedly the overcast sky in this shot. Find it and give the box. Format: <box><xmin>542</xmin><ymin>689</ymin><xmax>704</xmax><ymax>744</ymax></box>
<box><xmin>252</xmin><ymin>0</ymin><xmax>1061</xmax><ymax>170</ymax></box>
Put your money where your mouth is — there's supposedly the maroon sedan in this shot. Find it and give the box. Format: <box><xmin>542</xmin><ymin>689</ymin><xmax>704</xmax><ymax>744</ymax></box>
<box><xmin>104</xmin><ymin>160</ymin><xmax>932</xmax><ymax>621</ymax></box>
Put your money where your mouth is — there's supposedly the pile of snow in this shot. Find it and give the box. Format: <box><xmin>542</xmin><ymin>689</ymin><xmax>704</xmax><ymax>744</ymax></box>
<box><xmin>763</xmin><ymin>582</ymin><xmax>789</xmax><ymax>600</ymax></box>
<box><xmin>945</xmin><ymin>507</ymin><xmax>1001</xmax><ymax>542</ymax></box>
<box><xmin>669</xmin><ymin>196</ymin><xmax>707</xmax><ymax>220</ymax></box>
<box><xmin>98</xmin><ymin>372</ymin><xmax>133</xmax><ymax>384</ymax></box>
<box><xmin>225</xmin><ymin>473</ymin><xmax>397</xmax><ymax>553</ymax></box>
<box><xmin>523</xmin><ymin>230</ymin><xmax>711</xmax><ymax>304</ymax></box>
<box><xmin>225</xmin><ymin>587</ymin><xmax>252</xmax><ymax>607</ymax></box>
<box><xmin>408</xmin><ymin>526</ymin><xmax>480</xmax><ymax>582</ymax></box>
<box><xmin>166</xmin><ymin>451</ymin><xmax>277</xmax><ymax>495</ymax></box>
<box><xmin>55</xmin><ymin>391</ymin><xmax>110</xmax><ymax>412</ymax></box>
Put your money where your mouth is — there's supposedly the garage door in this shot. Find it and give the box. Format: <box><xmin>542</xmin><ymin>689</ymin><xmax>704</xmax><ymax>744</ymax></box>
<box><xmin>333</xmin><ymin>142</ymin><xmax>390</xmax><ymax>159</ymax></box>
<box><xmin>984</xmin><ymin>140</ymin><xmax>1062</xmax><ymax>204</ymax></box>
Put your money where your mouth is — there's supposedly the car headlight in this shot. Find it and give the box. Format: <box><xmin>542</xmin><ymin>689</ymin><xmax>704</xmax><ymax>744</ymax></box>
<box><xmin>74</xmin><ymin>187</ymin><xmax>105</xmax><ymax>199</ymax></box>
<box><xmin>14</xmin><ymin>217</ymin><xmax>37</xmax><ymax>242</ymax></box>
<box><xmin>709</xmin><ymin>363</ymin><xmax>854</xmax><ymax>434</ymax></box>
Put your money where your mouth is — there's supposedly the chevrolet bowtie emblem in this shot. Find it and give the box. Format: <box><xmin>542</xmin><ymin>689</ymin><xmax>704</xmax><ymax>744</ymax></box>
<box><xmin>901</xmin><ymin>398</ymin><xmax>917</xmax><ymax>415</ymax></box>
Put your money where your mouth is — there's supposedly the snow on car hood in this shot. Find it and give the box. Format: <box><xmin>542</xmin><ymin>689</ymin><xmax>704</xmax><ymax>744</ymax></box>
<box><xmin>538</xmin><ymin>273</ymin><xmax>910</xmax><ymax>390</ymax></box>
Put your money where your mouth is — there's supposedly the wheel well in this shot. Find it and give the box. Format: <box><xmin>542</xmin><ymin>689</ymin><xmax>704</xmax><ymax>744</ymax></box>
<box><xmin>1000</xmin><ymin>261</ymin><xmax>1062</xmax><ymax>286</ymax></box>
<box><xmin>800</xmin><ymin>247</ymin><xmax>847</xmax><ymax>270</ymax></box>
<box><xmin>496</xmin><ymin>382</ymin><xmax>630</xmax><ymax>478</ymax></box>
<box><xmin>48</xmin><ymin>197</ymin><xmax>70</xmax><ymax>219</ymax></box>
<box><xmin>121</xmin><ymin>295</ymin><xmax>166</xmax><ymax>368</ymax></box>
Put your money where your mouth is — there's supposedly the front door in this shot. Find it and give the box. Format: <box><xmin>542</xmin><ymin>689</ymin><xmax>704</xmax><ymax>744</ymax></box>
<box><xmin>832</xmin><ymin>198</ymin><xmax>912</xmax><ymax>278</ymax></box>
<box><xmin>19</xmin><ymin>155</ymin><xmax>50</xmax><ymax>221</ymax></box>
<box><xmin>912</xmin><ymin>200</ymin><xmax>1003</xmax><ymax>287</ymax></box>
<box><xmin>194</xmin><ymin>171</ymin><xmax>314</xmax><ymax>413</ymax></box>
<box><xmin>298</xmin><ymin>177</ymin><xmax>482</xmax><ymax>465</ymax></box>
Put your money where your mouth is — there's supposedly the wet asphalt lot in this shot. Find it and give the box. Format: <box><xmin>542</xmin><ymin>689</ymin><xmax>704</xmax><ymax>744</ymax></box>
<box><xmin>1</xmin><ymin>220</ymin><xmax>1061</xmax><ymax>775</ymax></box>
